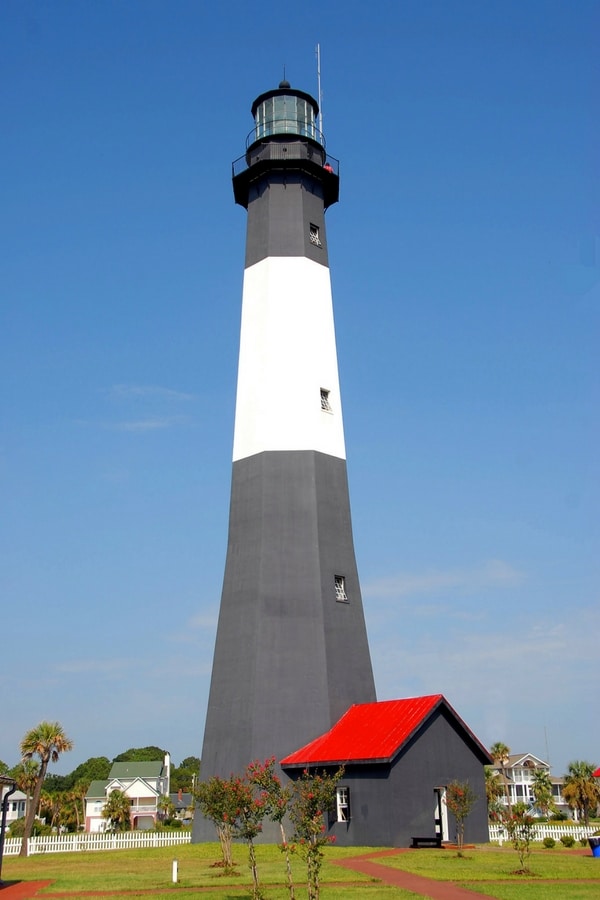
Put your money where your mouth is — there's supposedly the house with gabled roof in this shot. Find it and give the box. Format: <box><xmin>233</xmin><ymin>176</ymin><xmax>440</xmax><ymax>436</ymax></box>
<box><xmin>85</xmin><ymin>755</ymin><xmax>170</xmax><ymax>832</ymax></box>
<box><xmin>491</xmin><ymin>752</ymin><xmax>569</xmax><ymax>817</ymax></box>
<box><xmin>281</xmin><ymin>694</ymin><xmax>491</xmax><ymax>848</ymax></box>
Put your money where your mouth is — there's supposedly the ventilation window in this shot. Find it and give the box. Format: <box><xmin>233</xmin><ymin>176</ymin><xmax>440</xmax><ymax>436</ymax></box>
<box><xmin>336</xmin><ymin>786</ymin><xmax>350</xmax><ymax>822</ymax></box>
<box><xmin>320</xmin><ymin>388</ymin><xmax>332</xmax><ymax>411</ymax></box>
<box><xmin>309</xmin><ymin>223</ymin><xmax>322</xmax><ymax>247</ymax></box>
<box><xmin>334</xmin><ymin>575</ymin><xmax>348</xmax><ymax>602</ymax></box>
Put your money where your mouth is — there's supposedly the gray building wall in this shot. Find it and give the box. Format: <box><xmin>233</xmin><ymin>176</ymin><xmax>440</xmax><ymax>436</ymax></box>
<box><xmin>295</xmin><ymin>707</ymin><xmax>490</xmax><ymax>848</ymax></box>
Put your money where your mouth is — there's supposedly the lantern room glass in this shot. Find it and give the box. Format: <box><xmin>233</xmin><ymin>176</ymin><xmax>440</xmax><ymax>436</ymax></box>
<box><xmin>255</xmin><ymin>94</ymin><xmax>316</xmax><ymax>141</ymax></box>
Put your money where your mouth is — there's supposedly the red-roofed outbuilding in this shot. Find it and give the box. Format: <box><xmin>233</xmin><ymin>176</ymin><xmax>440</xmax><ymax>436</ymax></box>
<box><xmin>281</xmin><ymin>694</ymin><xmax>492</xmax><ymax>848</ymax></box>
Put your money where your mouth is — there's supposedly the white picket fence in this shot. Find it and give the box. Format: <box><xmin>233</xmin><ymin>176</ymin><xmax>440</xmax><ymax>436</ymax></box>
<box><xmin>489</xmin><ymin>822</ymin><xmax>598</xmax><ymax>844</ymax></box>
<box><xmin>3</xmin><ymin>824</ymin><xmax>598</xmax><ymax>856</ymax></box>
<box><xmin>2</xmin><ymin>830</ymin><xmax>192</xmax><ymax>857</ymax></box>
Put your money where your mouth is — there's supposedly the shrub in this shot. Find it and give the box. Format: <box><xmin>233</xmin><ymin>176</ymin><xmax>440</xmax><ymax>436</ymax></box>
<box><xmin>579</xmin><ymin>837</ymin><xmax>588</xmax><ymax>847</ymax></box>
<box><xmin>8</xmin><ymin>817</ymin><xmax>52</xmax><ymax>838</ymax></box>
<box><xmin>543</xmin><ymin>837</ymin><xmax>555</xmax><ymax>849</ymax></box>
<box><xmin>560</xmin><ymin>834</ymin><xmax>575</xmax><ymax>848</ymax></box>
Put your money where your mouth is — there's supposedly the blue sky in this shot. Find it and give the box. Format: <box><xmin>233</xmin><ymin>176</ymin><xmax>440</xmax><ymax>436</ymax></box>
<box><xmin>1</xmin><ymin>0</ymin><xmax>598</xmax><ymax>779</ymax></box>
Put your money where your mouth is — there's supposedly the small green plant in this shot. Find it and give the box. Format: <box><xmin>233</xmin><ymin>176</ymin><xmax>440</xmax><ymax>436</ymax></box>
<box><xmin>560</xmin><ymin>833</ymin><xmax>575</xmax><ymax>848</ymax></box>
<box><xmin>579</xmin><ymin>836</ymin><xmax>588</xmax><ymax>847</ymax></box>
<box><xmin>543</xmin><ymin>836</ymin><xmax>556</xmax><ymax>848</ymax></box>
<box><xmin>502</xmin><ymin>802</ymin><xmax>537</xmax><ymax>874</ymax></box>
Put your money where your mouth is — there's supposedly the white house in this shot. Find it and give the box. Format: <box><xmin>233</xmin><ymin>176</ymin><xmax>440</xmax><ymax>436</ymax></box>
<box><xmin>85</xmin><ymin>753</ymin><xmax>170</xmax><ymax>832</ymax></box>
<box><xmin>0</xmin><ymin>786</ymin><xmax>28</xmax><ymax>828</ymax></box>
<box><xmin>492</xmin><ymin>752</ymin><xmax>569</xmax><ymax>817</ymax></box>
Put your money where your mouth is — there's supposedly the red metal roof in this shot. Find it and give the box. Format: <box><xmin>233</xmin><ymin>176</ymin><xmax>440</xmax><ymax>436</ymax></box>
<box><xmin>281</xmin><ymin>694</ymin><xmax>447</xmax><ymax>767</ymax></box>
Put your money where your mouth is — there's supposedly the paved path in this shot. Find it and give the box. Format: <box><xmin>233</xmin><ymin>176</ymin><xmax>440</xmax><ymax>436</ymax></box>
<box><xmin>333</xmin><ymin>849</ymin><xmax>496</xmax><ymax>899</ymax></box>
<box><xmin>0</xmin><ymin>884</ymin><xmax>51</xmax><ymax>899</ymax></box>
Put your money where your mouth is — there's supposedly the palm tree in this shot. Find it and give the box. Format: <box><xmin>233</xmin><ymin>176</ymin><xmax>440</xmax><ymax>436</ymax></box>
<box><xmin>490</xmin><ymin>741</ymin><xmax>512</xmax><ymax>814</ymax></box>
<box><xmin>531</xmin><ymin>768</ymin><xmax>555</xmax><ymax>818</ymax></box>
<box><xmin>562</xmin><ymin>760</ymin><xmax>600</xmax><ymax>825</ymax></box>
<box><xmin>70</xmin><ymin>780</ymin><xmax>90</xmax><ymax>831</ymax></box>
<box><xmin>157</xmin><ymin>794</ymin><xmax>176</xmax><ymax>822</ymax></box>
<box><xmin>102</xmin><ymin>789</ymin><xmax>132</xmax><ymax>832</ymax></box>
<box><xmin>19</xmin><ymin>721</ymin><xmax>74</xmax><ymax>856</ymax></box>
<box><xmin>484</xmin><ymin>765</ymin><xmax>505</xmax><ymax>820</ymax></box>
<box><xmin>10</xmin><ymin>759</ymin><xmax>39</xmax><ymax>821</ymax></box>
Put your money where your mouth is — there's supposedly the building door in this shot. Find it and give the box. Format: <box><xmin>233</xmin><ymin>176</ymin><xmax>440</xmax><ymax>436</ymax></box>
<box><xmin>433</xmin><ymin>787</ymin><xmax>448</xmax><ymax>842</ymax></box>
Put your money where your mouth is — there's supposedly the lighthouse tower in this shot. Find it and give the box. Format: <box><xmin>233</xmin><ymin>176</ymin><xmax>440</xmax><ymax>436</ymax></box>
<box><xmin>194</xmin><ymin>82</ymin><xmax>376</xmax><ymax>837</ymax></box>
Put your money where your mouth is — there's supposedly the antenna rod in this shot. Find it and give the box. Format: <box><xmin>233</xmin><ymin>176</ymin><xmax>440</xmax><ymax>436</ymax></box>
<box><xmin>316</xmin><ymin>43</ymin><xmax>323</xmax><ymax>135</ymax></box>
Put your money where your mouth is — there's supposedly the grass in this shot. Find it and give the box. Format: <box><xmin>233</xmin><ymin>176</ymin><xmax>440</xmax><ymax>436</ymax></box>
<box><xmin>377</xmin><ymin>845</ymin><xmax>600</xmax><ymax>899</ymax></box>
<box><xmin>2</xmin><ymin>841</ymin><xmax>599</xmax><ymax>898</ymax></box>
<box><xmin>1</xmin><ymin>843</ymin><xmax>415</xmax><ymax>897</ymax></box>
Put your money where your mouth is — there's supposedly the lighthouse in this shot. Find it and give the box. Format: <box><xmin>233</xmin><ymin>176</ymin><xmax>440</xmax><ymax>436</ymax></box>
<box><xmin>193</xmin><ymin>81</ymin><xmax>376</xmax><ymax>839</ymax></box>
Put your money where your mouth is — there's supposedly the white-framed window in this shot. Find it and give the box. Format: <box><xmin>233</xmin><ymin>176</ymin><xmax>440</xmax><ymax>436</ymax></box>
<box><xmin>334</xmin><ymin>575</ymin><xmax>348</xmax><ymax>602</ymax></box>
<box><xmin>320</xmin><ymin>388</ymin><xmax>332</xmax><ymax>411</ymax></box>
<box><xmin>336</xmin><ymin>786</ymin><xmax>350</xmax><ymax>822</ymax></box>
<box><xmin>309</xmin><ymin>223</ymin><xmax>322</xmax><ymax>247</ymax></box>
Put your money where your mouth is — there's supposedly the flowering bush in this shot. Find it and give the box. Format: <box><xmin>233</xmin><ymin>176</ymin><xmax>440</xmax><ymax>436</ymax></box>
<box><xmin>444</xmin><ymin>780</ymin><xmax>477</xmax><ymax>852</ymax></box>
<box><xmin>288</xmin><ymin>767</ymin><xmax>344</xmax><ymax>900</ymax></box>
<box><xmin>247</xmin><ymin>757</ymin><xmax>295</xmax><ymax>899</ymax></box>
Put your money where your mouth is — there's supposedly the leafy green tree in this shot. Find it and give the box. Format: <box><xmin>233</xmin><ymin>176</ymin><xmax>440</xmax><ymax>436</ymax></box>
<box><xmin>531</xmin><ymin>769</ymin><xmax>555</xmax><ymax>818</ymax></box>
<box><xmin>102</xmin><ymin>789</ymin><xmax>131</xmax><ymax>832</ymax></box>
<box><xmin>170</xmin><ymin>756</ymin><xmax>201</xmax><ymax>792</ymax></box>
<box><xmin>288</xmin><ymin>768</ymin><xmax>343</xmax><ymax>900</ymax></box>
<box><xmin>490</xmin><ymin>741</ymin><xmax>512</xmax><ymax>814</ymax></box>
<box><xmin>502</xmin><ymin>802</ymin><xmax>537</xmax><ymax>873</ymax></box>
<box><xmin>0</xmin><ymin>760</ymin><xmax>8</xmax><ymax>775</ymax></box>
<box><xmin>193</xmin><ymin>776</ymin><xmax>238</xmax><ymax>870</ymax></box>
<box><xmin>113</xmin><ymin>746</ymin><xmax>166</xmax><ymax>763</ymax></box>
<box><xmin>43</xmin><ymin>773</ymin><xmax>68</xmax><ymax>794</ymax></box>
<box><xmin>62</xmin><ymin>756</ymin><xmax>111</xmax><ymax>792</ymax></box>
<box><xmin>19</xmin><ymin>721</ymin><xmax>74</xmax><ymax>856</ymax></box>
<box><xmin>444</xmin><ymin>780</ymin><xmax>477</xmax><ymax>853</ymax></box>
<box><xmin>485</xmin><ymin>765</ymin><xmax>504</xmax><ymax>821</ymax></box>
<box><xmin>562</xmin><ymin>760</ymin><xmax>600</xmax><ymax>825</ymax></box>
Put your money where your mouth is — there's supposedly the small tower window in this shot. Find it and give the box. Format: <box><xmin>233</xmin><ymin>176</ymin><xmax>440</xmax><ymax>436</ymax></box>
<box><xmin>334</xmin><ymin>575</ymin><xmax>348</xmax><ymax>602</ymax></box>
<box><xmin>320</xmin><ymin>388</ymin><xmax>332</xmax><ymax>411</ymax></box>
<box><xmin>309</xmin><ymin>223</ymin><xmax>322</xmax><ymax>247</ymax></box>
<box><xmin>336</xmin><ymin>786</ymin><xmax>351</xmax><ymax>821</ymax></box>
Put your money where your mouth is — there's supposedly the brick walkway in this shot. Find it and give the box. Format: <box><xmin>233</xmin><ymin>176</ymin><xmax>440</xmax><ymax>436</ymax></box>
<box><xmin>333</xmin><ymin>849</ymin><xmax>496</xmax><ymax>899</ymax></box>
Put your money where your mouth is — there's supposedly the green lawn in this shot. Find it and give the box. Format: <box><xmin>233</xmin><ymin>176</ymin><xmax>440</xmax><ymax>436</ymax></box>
<box><xmin>377</xmin><ymin>845</ymin><xmax>600</xmax><ymax>899</ymax></box>
<box><xmin>2</xmin><ymin>842</ymin><xmax>599</xmax><ymax>899</ymax></box>
<box><xmin>1</xmin><ymin>843</ymin><xmax>415</xmax><ymax>898</ymax></box>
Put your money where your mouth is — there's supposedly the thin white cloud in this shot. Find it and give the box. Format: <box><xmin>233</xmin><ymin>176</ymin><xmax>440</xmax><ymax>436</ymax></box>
<box><xmin>169</xmin><ymin>610</ymin><xmax>219</xmax><ymax>644</ymax></box>
<box><xmin>109</xmin><ymin>384</ymin><xmax>195</xmax><ymax>402</ymax></box>
<box><xmin>364</xmin><ymin>559</ymin><xmax>524</xmax><ymax>599</ymax></box>
<box><xmin>109</xmin><ymin>415</ymin><xmax>190</xmax><ymax>432</ymax></box>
